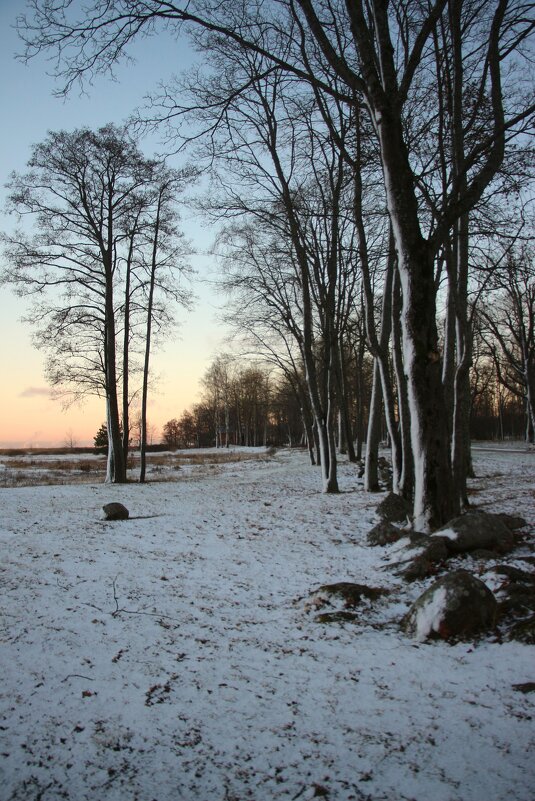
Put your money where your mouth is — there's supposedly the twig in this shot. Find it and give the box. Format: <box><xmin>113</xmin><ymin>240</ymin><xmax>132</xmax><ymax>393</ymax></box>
<box><xmin>112</xmin><ymin>576</ymin><xmax>120</xmax><ymax>616</ymax></box>
<box><xmin>110</xmin><ymin>578</ymin><xmax>181</xmax><ymax>623</ymax></box>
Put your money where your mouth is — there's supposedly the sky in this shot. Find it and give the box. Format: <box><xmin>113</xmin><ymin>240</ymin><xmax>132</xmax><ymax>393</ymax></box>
<box><xmin>0</xmin><ymin>1</ymin><xmax>227</xmax><ymax>448</ymax></box>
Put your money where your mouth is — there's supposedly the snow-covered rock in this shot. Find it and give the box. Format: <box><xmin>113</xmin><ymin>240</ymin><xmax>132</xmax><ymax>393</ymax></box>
<box><xmin>403</xmin><ymin>570</ymin><xmax>498</xmax><ymax>641</ymax></box>
<box><xmin>310</xmin><ymin>581</ymin><xmax>388</xmax><ymax>608</ymax></box>
<box><xmin>392</xmin><ymin>534</ymin><xmax>450</xmax><ymax>581</ymax></box>
<box><xmin>432</xmin><ymin>512</ymin><xmax>515</xmax><ymax>554</ymax></box>
<box><xmin>375</xmin><ymin>492</ymin><xmax>411</xmax><ymax>523</ymax></box>
<box><xmin>367</xmin><ymin>520</ymin><xmax>404</xmax><ymax>546</ymax></box>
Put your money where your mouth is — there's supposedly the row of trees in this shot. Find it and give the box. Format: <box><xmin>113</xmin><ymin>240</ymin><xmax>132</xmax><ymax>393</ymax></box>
<box><xmin>163</xmin><ymin>305</ymin><xmax>533</xmax><ymax>452</ymax></box>
<box><xmin>163</xmin><ymin>356</ymin><xmax>319</xmax><ymax>450</ymax></box>
<box><xmin>2</xmin><ymin>125</ymin><xmax>192</xmax><ymax>482</ymax></box>
<box><xmin>9</xmin><ymin>0</ymin><xmax>535</xmax><ymax>529</ymax></box>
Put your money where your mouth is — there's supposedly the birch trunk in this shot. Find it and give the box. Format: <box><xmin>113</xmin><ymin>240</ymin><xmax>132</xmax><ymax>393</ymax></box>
<box><xmin>365</xmin><ymin>359</ymin><xmax>383</xmax><ymax>492</ymax></box>
<box><xmin>392</xmin><ymin>269</ymin><xmax>413</xmax><ymax>500</ymax></box>
<box><xmin>140</xmin><ymin>183</ymin><xmax>166</xmax><ymax>481</ymax></box>
<box><xmin>104</xmin><ymin>242</ymin><xmax>126</xmax><ymax>484</ymax></box>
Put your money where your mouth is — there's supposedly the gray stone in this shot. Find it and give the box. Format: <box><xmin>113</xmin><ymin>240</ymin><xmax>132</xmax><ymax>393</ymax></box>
<box><xmin>314</xmin><ymin>582</ymin><xmax>388</xmax><ymax>607</ymax></box>
<box><xmin>494</xmin><ymin>564</ymin><xmax>535</xmax><ymax>585</ymax></box>
<box><xmin>509</xmin><ymin>615</ymin><xmax>535</xmax><ymax>644</ymax></box>
<box><xmin>433</xmin><ymin>512</ymin><xmax>515</xmax><ymax>555</ymax></box>
<box><xmin>315</xmin><ymin>611</ymin><xmax>359</xmax><ymax>624</ymax></box>
<box><xmin>403</xmin><ymin>569</ymin><xmax>497</xmax><ymax>641</ymax></box>
<box><xmin>494</xmin><ymin>564</ymin><xmax>535</xmax><ymax>622</ymax></box>
<box><xmin>512</xmin><ymin>682</ymin><xmax>535</xmax><ymax>693</ymax></box>
<box><xmin>498</xmin><ymin>584</ymin><xmax>535</xmax><ymax>616</ymax></box>
<box><xmin>367</xmin><ymin>521</ymin><xmax>404</xmax><ymax>547</ymax></box>
<box><xmin>494</xmin><ymin>513</ymin><xmax>527</xmax><ymax>531</ymax></box>
<box><xmin>395</xmin><ymin>537</ymin><xmax>450</xmax><ymax>581</ymax></box>
<box><xmin>376</xmin><ymin>492</ymin><xmax>411</xmax><ymax>524</ymax></box>
<box><xmin>103</xmin><ymin>502</ymin><xmax>129</xmax><ymax>521</ymax></box>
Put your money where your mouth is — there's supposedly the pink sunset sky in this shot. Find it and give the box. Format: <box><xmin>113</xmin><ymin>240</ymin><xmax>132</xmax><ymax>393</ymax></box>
<box><xmin>0</xmin><ymin>2</ymin><xmax>226</xmax><ymax>447</ymax></box>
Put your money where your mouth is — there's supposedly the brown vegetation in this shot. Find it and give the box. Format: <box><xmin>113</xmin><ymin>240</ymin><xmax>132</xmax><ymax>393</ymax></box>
<box><xmin>0</xmin><ymin>448</ymin><xmax>276</xmax><ymax>488</ymax></box>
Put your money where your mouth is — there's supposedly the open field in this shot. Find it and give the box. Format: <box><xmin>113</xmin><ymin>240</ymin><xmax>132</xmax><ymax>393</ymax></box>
<box><xmin>1</xmin><ymin>446</ymin><xmax>534</xmax><ymax>801</ymax></box>
<box><xmin>0</xmin><ymin>447</ymin><xmax>275</xmax><ymax>488</ymax></box>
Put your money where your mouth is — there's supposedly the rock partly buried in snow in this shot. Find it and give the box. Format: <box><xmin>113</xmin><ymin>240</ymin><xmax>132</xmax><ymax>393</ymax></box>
<box><xmin>493</xmin><ymin>564</ymin><xmax>535</xmax><ymax>623</ymax></box>
<box><xmin>103</xmin><ymin>502</ymin><xmax>129</xmax><ymax>521</ymax></box>
<box><xmin>367</xmin><ymin>520</ymin><xmax>405</xmax><ymax>547</ymax></box>
<box><xmin>403</xmin><ymin>570</ymin><xmax>497</xmax><ymax>641</ymax></box>
<box><xmin>396</xmin><ymin>538</ymin><xmax>450</xmax><ymax>581</ymax></box>
<box><xmin>390</xmin><ymin>533</ymin><xmax>450</xmax><ymax>581</ymax></box>
<box><xmin>509</xmin><ymin>615</ymin><xmax>535</xmax><ymax>644</ymax></box>
<box><xmin>308</xmin><ymin>582</ymin><xmax>389</xmax><ymax>611</ymax></box>
<box><xmin>375</xmin><ymin>492</ymin><xmax>411</xmax><ymax>524</ymax></box>
<box><xmin>432</xmin><ymin>512</ymin><xmax>515</xmax><ymax>555</ymax></box>
<box><xmin>494</xmin><ymin>564</ymin><xmax>535</xmax><ymax>585</ymax></box>
<box><xmin>512</xmin><ymin>681</ymin><xmax>535</xmax><ymax>693</ymax></box>
<box><xmin>315</xmin><ymin>611</ymin><xmax>359</xmax><ymax>624</ymax></box>
<box><xmin>318</xmin><ymin>582</ymin><xmax>388</xmax><ymax>605</ymax></box>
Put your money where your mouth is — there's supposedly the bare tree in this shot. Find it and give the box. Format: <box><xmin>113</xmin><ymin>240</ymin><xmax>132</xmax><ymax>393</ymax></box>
<box><xmin>64</xmin><ymin>429</ymin><xmax>77</xmax><ymax>450</ymax></box>
<box><xmin>480</xmin><ymin>249</ymin><xmax>535</xmax><ymax>441</ymax></box>
<box><xmin>18</xmin><ymin>0</ymin><xmax>535</xmax><ymax>525</ymax></box>
<box><xmin>2</xmin><ymin>124</ymin><xmax>192</xmax><ymax>482</ymax></box>
<box><xmin>136</xmin><ymin>165</ymin><xmax>193</xmax><ymax>481</ymax></box>
<box><xmin>2</xmin><ymin>125</ymin><xmax>152</xmax><ymax>481</ymax></box>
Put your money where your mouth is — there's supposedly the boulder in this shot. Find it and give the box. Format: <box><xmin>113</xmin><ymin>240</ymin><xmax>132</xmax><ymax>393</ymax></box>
<box><xmin>468</xmin><ymin>549</ymin><xmax>500</xmax><ymax>561</ymax></box>
<box><xmin>376</xmin><ymin>492</ymin><xmax>411</xmax><ymax>524</ymax></box>
<box><xmin>315</xmin><ymin>611</ymin><xmax>359</xmax><ymax>624</ymax></box>
<box><xmin>103</xmin><ymin>502</ymin><xmax>129</xmax><ymax>521</ymax></box>
<box><xmin>391</xmin><ymin>534</ymin><xmax>450</xmax><ymax>581</ymax></box>
<box><xmin>512</xmin><ymin>682</ymin><xmax>535</xmax><ymax>693</ymax></box>
<box><xmin>306</xmin><ymin>582</ymin><xmax>389</xmax><ymax>616</ymax></box>
<box><xmin>433</xmin><ymin>512</ymin><xmax>515</xmax><ymax>555</ymax></box>
<box><xmin>397</xmin><ymin>539</ymin><xmax>450</xmax><ymax>581</ymax></box>
<box><xmin>313</xmin><ymin>582</ymin><xmax>388</xmax><ymax>607</ymax></box>
<box><xmin>494</xmin><ymin>513</ymin><xmax>527</xmax><ymax>531</ymax></box>
<box><xmin>493</xmin><ymin>564</ymin><xmax>535</xmax><ymax>620</ymax></box>
<box><xmin>498</xmin><ymin>583</ymin><xmax>535</xmax><ymax>616</ymax></box>
<box><xmin>494</xmin><ymin>564</ymin><xmax>535</xmax><ymax>584</ymax></box>
<box><xmin>403</xmin><ymin>569</ymin><xmax>497</xmax><ymax>641</ymax></box>
<box><xmin>509</xmin><ymin>615</ymin><xmax>535</xmax><ymax>644</ymax></box>
<box><xmin>367</xmin><ymin>521</ymin><xmax>404</xmax><ymax>547</ymax></box>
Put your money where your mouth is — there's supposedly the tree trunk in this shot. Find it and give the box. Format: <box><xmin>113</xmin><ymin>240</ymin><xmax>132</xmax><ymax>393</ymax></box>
<box><xmin>354</xmin><ymin>326</ymin><xmax>366</xmax><ymax>461</ymax></box>
<box><xmin>365</xmin><ymin>359</ymin><xmax>383</xmax><ymax>492</ymax></box>
<box><xmin>104</xmin><ymin>250</ymin><xmax>126</xmax><ymax>484</ymax></box>
<box><xmin>374</xmin><ymin>108</ymin><xmax>455</xmax><ymax>529</ymax></box>
<box><xmin>448</xmin><ymin>0</ymin><xmax>472</xmax><ymax>511</ymax></box>
<box><xmin>140</xmin><ymin>187</ymin><xmax>164</xmax><ymax>482</ymax></box>
<box><xmin>300</xmin><ymin>267</ymin><xmax>338</xmax><ymax>491</ymax></box>
<box><xmin>392</xmin><ymin>269</ymin><xmax>413</xmax><ymax>500</ymax></box>
<box><xmin>302</xmin><ymin>401</ymin><xmax>317</xmax><ymax>465</ymax></box>
<box><xmin>336</xmin><ymin>341</ymin><xmax>357</xmax><ymax>461</ymax></box>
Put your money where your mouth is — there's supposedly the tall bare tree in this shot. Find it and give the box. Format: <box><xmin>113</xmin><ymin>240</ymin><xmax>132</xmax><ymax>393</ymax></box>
<box><xmin>18</xmin><ymin>0</ymin><xmax>535</xmax><ymax>525</ymax></box>
<box><xmin>2</xmin><ymin>124</ymin><xmax>192</xmax><ymax>481</ymax></box>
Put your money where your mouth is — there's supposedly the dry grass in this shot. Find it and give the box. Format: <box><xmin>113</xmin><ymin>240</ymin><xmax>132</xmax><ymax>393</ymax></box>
<box><xmin>0</xmin><ymin>448</ymin><xmax>277</xmax><ymax>488</ymax></box>
<box><xmin>146</xmin><ymin>449</ymin><xmax>275</xmax><ymax>467</ymax></box>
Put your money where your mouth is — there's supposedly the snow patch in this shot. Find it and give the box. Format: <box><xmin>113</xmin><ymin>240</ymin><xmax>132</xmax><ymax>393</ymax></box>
<box><xmin>434</xmin><ymin>527</ymin><xmax>458</xmax><ymax>541</ymax></box>
<box><xmin>414</xmin><ymin>586</ymin><xmax>448</xmax><ymax>642</ymax></box>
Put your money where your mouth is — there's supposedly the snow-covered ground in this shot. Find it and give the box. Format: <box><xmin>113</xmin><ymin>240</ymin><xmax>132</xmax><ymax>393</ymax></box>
<box><xmin>1</xmin><ymin>447</ymin><xmax>534</xmax><ymax>801</ymax></box>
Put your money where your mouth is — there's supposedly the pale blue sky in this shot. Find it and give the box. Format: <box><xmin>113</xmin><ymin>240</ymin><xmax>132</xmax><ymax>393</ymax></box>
<box><xmin>0</xmin><ymin>2</ymin><xmax>225</xmax><ymax>447</ymax></box>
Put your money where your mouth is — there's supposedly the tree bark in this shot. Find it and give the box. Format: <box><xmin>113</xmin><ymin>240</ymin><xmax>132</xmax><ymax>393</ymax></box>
<box><xmin>365</xmin><ymin>359</ymin><xmax>383</xmax><ymax>492</ymax></box>
<box><xmin>104</xmin><ymin>248</ymin><xmax>127</xmax><ymax>484</ymax></box>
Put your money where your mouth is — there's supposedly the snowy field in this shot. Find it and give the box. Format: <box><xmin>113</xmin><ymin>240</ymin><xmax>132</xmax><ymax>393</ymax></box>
<box><xmin>1</xmin><ymin>447</ymin><xmax>534</xmax><ymax>801</ymax></box>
